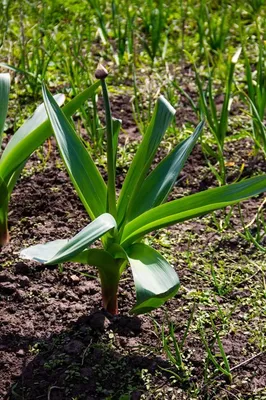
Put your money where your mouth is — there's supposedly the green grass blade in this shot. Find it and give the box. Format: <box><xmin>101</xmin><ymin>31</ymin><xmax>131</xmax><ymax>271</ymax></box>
<box><xmin>127</xmin><ymin>121</ymin><xmax>204</xmax><ymax>220</ymax></box>
<box><xmin>218</xmin><ymin>48</ymin><xmax>241</xmax><ymax>147</ymax></box>
<box><xmin>127</xmin><ymin>243</ymin><xmax>179</xmax><ymax>315</ymax></box>
<box><xmin>207</xmin><ymin>73</ymin><xmax>218</xmax><ymax>130</ymax></box>
<box><xmin>42</xmin><ymin>83</ymin><xmax>107</xmax><ymax>219</ymax></box>
<box><xmin>117</xmin><ymin>95</ymin><xmax>175</xmax><ymax>227</ymax></box>
<box><xmin>245</xmin><ymin>94</ymin><xmax>266</xmax><ymax>148</ymax></box>
<box><xmin>210</xmin><ymin>317</ymin><xmax>231</xmax><ymax>375</ymax></box>
<box><xmin>0</xmin><ymin>73</ymin><xmax>10</xmax><ymax>149</ymax></box>
<box><xmin>194</xmin><ymin>66</ymin><xmax>215</xmax><ymax>132</ymax></box>
<box><xmin>121</xmin><ymin>175</ymin><xmax>266</xmax><ymax>246</ymax></box>
<box><xmin>243</xmin><ymin>46</ymin><xmax>255</xmax><ymax>101</ymax></box>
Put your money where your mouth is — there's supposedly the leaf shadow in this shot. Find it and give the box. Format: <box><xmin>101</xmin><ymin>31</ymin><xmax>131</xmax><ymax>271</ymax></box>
<box><xmin>5</xmin><ymin>310</ymin><xmax>172</xmax><ymax>400</ymax></box>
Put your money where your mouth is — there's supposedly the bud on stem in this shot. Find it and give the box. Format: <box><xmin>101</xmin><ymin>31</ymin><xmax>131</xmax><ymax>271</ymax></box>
<box><xmin>95</xmin><ymin>64</ymin><xmax>108</xmax><ymax>80</ymax></box>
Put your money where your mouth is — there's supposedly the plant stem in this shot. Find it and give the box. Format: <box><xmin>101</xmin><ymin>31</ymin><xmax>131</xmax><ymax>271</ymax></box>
<box><xmin>99</xmin><ymin>269</ymin><xmax>120</xmax><ymax>315</ymax></box>
<box><xmin>101</xmin><ymin>79</ymin><xmax>117</xmax><ymax>218</ymax></box>
<box><xmin>95</xmin><ymin>65</ymin><xmax>117</xmax><ymax>218</ymax></box>
<box><xmin>0</xmin><ymin>208</ymin><xmax>9</xmax><ymax>246</ymax></box>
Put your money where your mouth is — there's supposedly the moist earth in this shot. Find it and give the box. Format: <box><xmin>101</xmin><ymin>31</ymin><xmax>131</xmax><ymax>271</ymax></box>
<box><xmin>0</xmin><ymin>98</ymin><xmax>266</xmax><ymax>399</ymax></box>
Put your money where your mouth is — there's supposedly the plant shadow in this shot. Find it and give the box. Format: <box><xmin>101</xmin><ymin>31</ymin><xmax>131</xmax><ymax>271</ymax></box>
<box><xmin>5</xmin><ymin>310</ymin><xmax>172</xmax><ymax>400</ymax></box>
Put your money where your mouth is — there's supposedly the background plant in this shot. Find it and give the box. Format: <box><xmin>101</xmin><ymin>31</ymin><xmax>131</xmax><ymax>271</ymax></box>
<box><xmin>194</xmin><ymin>48</ymin><xmax>242</xmax><ymax>185</ymax></box>
<box><xmin>242</xmin><ymin>36</ymin><xmax>266</xmax><ymax>155</ymax></box>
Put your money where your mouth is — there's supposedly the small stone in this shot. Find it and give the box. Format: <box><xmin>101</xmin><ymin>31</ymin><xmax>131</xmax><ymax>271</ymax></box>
<box><xmin>16</xmin><ymin>349</ymin><xmax>25</xmax><ymax>357</ymax></box>
<box><xmin>58</xmin><ymin>302</ymin><xmax>69</xmax><ymax>313</ymax></box>
<box><xmin>6</xmin><ymin>305</ymin><xmax>16</xmax><ymax>314</ymax></box>
<box><xmin>70</xmin><ymin>274</ymin><xmax>80</xmax><ymax>284</ymax></box>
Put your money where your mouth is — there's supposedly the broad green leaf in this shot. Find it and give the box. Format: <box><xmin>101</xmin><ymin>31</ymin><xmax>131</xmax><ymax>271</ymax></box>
<box><xmin>0</xmin><ymin>73</ymin><xmax>10</xmax><ymax>149</ymax></box>
<box><xmin>46</xmin><ymin>213</ymin><xmax>116</xmax><ymax>265</ymax></box>
<box><xmin>42</xmin><ymin>84</ymin><xmax>107</xmax><ymax>219</ymax></box>
<box><xmin>0</xmin><ymin>81</ymin><xmax>100</xmax><ymax>182</ymax></box>
<box><xmin>128</xmin><ymin>121</ymin><xmax>204</xmax><ymax>220</ymax></box>
<box><xmin>21</xmin><ymin>213</ymin><xmax>116</xmax><ymax>265</ymax></box>
<box><xmin>6</xmin><ymin>161</ymin><xmax>27</xmax><ymax>197</ymax></box>
<box><xmin>72</xmin><ymin>248</ymin><xmax>123</xmax><ymax>283</ymax></box>
<box><xmin>117</xmin><ymin>96</ymin><xmax>176</xmax><ymax>226</ymax></box>
<box><xmin>20</xmin><ymin>239</ymin><xmax>68</xmax><ymax>263</ymax></box>
<box><xmin>0</xmin><ymin>175</ymin><xmax>8</xmax><ymax>206</ymax></box>
<box><xmin>1</xmin><ymin>93</ymin><xmax>65</xmax><ymax>164</ymax></box>
<box><xmin>126</xmin><ymin>243</ymin><xmax>179</xmax><ymax>314</ymax></box>
<box><xmin>121</xmin><ymin>175</ymin><xmax>266</xmax><ymax>246</ymax></box>
<box><xmin>20</xmin><ymin>240</ymin><xmax>119</xmax><ymax>274</ymax></box>
<box><xmin>71</xmin><ymin>247</ymin><xmax>118</xmax><ymax>268</ymax></box>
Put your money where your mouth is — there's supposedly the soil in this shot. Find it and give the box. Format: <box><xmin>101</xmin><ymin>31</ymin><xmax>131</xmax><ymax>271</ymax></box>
<box><xmin>0</xmin><ymin>95</ymin><xmax>266</xmax><ymax>400</ymax></box>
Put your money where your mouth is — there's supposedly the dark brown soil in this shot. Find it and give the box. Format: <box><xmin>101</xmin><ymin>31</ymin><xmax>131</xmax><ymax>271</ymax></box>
<box><xmin>0</xmin><ymin>96</ymin><xmax>266</xmax><ymax>400</ymax></box>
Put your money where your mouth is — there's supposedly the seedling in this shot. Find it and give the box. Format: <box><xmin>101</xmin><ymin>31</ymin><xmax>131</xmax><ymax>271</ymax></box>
<box><xmin>21</xmin><ymin>66</ymin><xmax>266</xmax><ymax>315</ymax></box>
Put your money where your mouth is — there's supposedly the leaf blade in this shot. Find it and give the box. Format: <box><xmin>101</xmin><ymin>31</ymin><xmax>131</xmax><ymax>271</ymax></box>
<box><xmin>20</xmin><ymin>213</ymin><xmax>117</xmax><ymax>265</ymax></box>
<box><xmin>126</xmin><ymin>243</ymin><xmax>179</xmax><ymax>314</ymax></box>
<box><xmin>20</xmin><ymin>239</ymin><xmax>69</xmax><ymax>263</ymax></box>
<box><xmin>128</xmin><ymin>120</ymin><xmax>204</xmax><ymax>220</ymax></box>
<box><xmin>122</xmin><ymin>175</ymin><xmax>266</xmax><ymax>246</ymax></box>
<box><xmin>117</xmin><ymin>96</ymin><xmax>176</xmax><ymax>226</ymax></box>
<box><xmin>0</xmin><ymin>81</ymin><xmax>101</xmax><ymax>182</ymax></box>
<box><xmin>42</xmin><ymin>83</ymin><xmax>107</xmax><ymax>218</ymax></box>
<box><xmin>46</xmin><ymin>213</ymin><xmax>116</xmax><ymax>265</ymax></box>
<box><xmin>0</xmin><ymin>73</ymin><xmax>10</xmax><ymax>149</ymax></box>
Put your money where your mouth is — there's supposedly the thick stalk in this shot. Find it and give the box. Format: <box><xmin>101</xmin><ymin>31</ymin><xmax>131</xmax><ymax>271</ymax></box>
<box><xmin>0</xmin><ymin>207</ymin><xmax>9</xmax><ymax>246</ymax></box>
<box><xmin>99</xmin><ymin>267</ymin><xmax>120</xmax><ymax>315</ymax></box>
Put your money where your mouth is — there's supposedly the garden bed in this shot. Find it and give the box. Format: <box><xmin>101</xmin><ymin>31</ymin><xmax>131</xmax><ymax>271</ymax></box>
<box><xmin>0</xmin><ymin>120</ymin><xmax>265</xmax><ymax>399</ymax></box>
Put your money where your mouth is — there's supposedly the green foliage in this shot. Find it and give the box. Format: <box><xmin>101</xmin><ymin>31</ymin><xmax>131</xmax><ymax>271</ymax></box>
<box><xmin>194</xmin><ymin>48</ymin><xmax>242</xmax><ymax>184</ymax></box>
<box><xmin>0</xmin><ymin>72</ymin><xmax>100</xmax><ymax>245</ymax></box>
<box><xmin>242</xmin><ymin>38</ymin><xmax>266</xmax><ymax>154</ymax></box>
<box><xmin>21</xmin><ymin>72</ymin><xmax>266</xmax><ymax>315</ymax></box>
